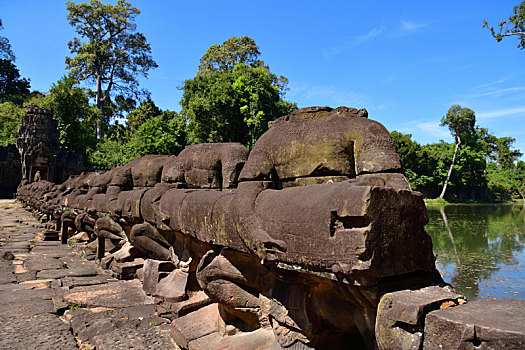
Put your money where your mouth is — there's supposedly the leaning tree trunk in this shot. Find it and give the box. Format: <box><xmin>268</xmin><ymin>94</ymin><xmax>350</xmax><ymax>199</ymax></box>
<box><xmin>440</xmin><ymin>206</ymin><xmax>461</xmax><ymax>266</ymax></box>
<box><xmin>439</xmin><ymin>135</ymin><xmax>461</xmax><ymax>199</ymax></box>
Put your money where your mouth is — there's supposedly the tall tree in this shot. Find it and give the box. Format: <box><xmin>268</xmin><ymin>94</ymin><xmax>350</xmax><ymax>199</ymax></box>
<box><xmin>0</xmin><ymin>19</ymin><xmax>15</xmax><ymax>61</ymax></box>
<box><xmin>439</xmin><ymin>105</ymin><xmax>477</xmax><ymax>199</ymax></box>
<box><xmin>65</xmin><ymin>0</ymin><xmax>157</xmax><ymax>139</ymax></box>
<box><xmin>43</xmin><ymin>76</ymin><xmax>97</xmax><ymax>157</ymax></box>
<box><xmin>181</xmin><ymin>36</ymin><xmax>296</xmax><ymax>148</ymax></box>
<box><xmin>198</xmin><ymin>36</ymin><xmax>262</xmax><ymax>73</ymax></box>
<box><xmin>0</xmin><ymin>59</ymin><xmax>30</xmax><ymax>105</ymax></box>
<box><xmin>484</xmin><ymin>1</ymin><xmax>525</xmax><ymax>50</ymax></box>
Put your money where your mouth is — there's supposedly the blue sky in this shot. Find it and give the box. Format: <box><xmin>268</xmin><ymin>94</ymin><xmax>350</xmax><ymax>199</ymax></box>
<box><xmin>1</xmin><ymin>0</ymin><xmax>524</xmax><ymax>155</ymax></box>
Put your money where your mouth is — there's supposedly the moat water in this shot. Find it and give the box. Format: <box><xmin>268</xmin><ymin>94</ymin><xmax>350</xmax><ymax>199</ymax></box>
<box><xmin>426</xmin><ymin>203</ymin><xmax>525</xmax><ymax>301</ymax></box>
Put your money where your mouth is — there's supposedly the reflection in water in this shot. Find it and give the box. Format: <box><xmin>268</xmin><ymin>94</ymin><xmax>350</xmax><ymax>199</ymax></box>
<box><xmin>439</xmin><ymin>207</ymin><xmax>461</xmax><ymax>267</ymax></box>
<box><xmin>426</xmin><ymin>204</ymin><xmax>525</xmax><ymax>301</ymax></box>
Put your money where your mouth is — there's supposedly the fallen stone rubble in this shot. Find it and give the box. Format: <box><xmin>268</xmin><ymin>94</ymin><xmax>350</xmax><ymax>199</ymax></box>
<box><xmin>11</xmin><ymin>106</ymin><xmax>525</xmax><ymax>349</ymax></box>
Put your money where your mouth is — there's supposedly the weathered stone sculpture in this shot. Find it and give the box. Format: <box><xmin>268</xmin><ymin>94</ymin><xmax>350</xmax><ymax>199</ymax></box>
<box><xmin>17</xmin><ymin>106</ymin><xmax>84</xmax><ymax>183</ymax></box>
<box><xmin>17</xmin><ymin>106</ymin><xmax>524</xmax><ymax>350</ymax></box>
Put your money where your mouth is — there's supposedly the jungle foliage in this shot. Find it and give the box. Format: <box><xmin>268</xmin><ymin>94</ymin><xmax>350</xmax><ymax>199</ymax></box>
<box><xmin>391</xmin><ymin>105</ymin><xmax>523</xmax><ymax>201</ymax></box>
<box><xmin>1</xmin><ymin>1</ymin><xmax>523</xmax><ymax>202</ymax></box>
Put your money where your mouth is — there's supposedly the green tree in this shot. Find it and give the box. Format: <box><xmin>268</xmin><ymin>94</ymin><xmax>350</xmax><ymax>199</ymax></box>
<box><xmin>0</xmin><ymin>102</ymin><xmax>24</xmax><ymax>146</ymax></box>
<box><xmin>199</xmin><ymin>36</ymin><xmax>262</xmax><ymax>73</ymax></box>
<box><xmin>0</xmin><ymin>19</ymin><xmax>15</xmax><ymax>61</ymax></box>
<box><xmin>42</xmin><ymin>76</ymin><xmax>97</xmax><ymax>158</ymax></box>
<box><xmin>88</xmin><ymin>106</ymin><xmax>186</xmax><ymax>168</ymax></box>
<box><xmin>0</xmin><ymin>59</ymin><xmax>30</xmax><ymax>105</ymax></box>
<box><xmin>125</xmin><ymin>98</ymin><xmax>161</xmax><ymax>132</ymax></box>
<box><xmin>127</xmin><ymin>111</ymin><xmax>186</xmax><ymax>157</ymax></box>
<box><xmin>391</xmin><ymin>131</ymin><xmax>436</xmax><ymax>191</ymax></box>
<box><xmin>484</xmin><ymin>1</ymin><xmax>525</xmax><ymax>50</ymax></box>
<box><xmin>65</xmin><ymin>0</ymin><xmax>157</xmax><ymax>139</ymax></box>
<box><xmin>494</xmin><ymin>137</ymin><xmax>522</xmax><ymax>170</ymax></box>
<box><xmin>485</xmin><ymin>137</ymin><xmax>523</xmax><ymax>200</ymax></box>
<box><xmin>24</xmin><ymin>91</ymin><xmax>47</xmax><ymax>107</ymax></box>
<box><xmin>516</xmin><ymin>161</ymin><xmax>525</xmax><ymax>200</ymax></box>
<box><xmin>439</xmin><ymin>105</ymin><xmax>477</xmax><ymax>199</ymax></box>
<box><xmin>181</xmin><ymin>36</ymin><xmax>296</xmax><ymax>148</ymax></box>
<box><xmin>87</xmin><ymin>138</ymin><xmax>133</xmax><ymax>167</ymax></box>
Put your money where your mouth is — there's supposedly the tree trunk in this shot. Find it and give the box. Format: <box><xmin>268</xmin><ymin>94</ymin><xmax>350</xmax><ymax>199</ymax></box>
<box><xmin>439</xmin><ymin>135</ymin><xmax>461</xmax><ymax>199</ymax></box>
<box><xmin>440</xmin><ymin>206</ymin><xmax>461</xmax><ymax>266</ymax></box>
<box><xmin>95</xmin><ymin>69</ymin><xmax>103</xmax><ymax>140</ymax></box>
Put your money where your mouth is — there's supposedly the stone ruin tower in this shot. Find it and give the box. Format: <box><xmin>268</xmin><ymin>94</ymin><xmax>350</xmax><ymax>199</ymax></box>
<box><xmin>16</xmin><ymin>106</ymin><xmax>84</xmax><ymax>184</ymax></box>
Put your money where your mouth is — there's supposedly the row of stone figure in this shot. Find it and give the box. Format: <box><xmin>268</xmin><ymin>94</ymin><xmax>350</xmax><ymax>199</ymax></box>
<box><xmin>17</xmin><ymin>106</ymin><xmax>523</xmax><ymax>349</ymax></box>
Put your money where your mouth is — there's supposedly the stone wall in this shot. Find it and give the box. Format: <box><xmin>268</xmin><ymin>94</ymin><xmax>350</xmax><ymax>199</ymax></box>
<box><xmin>0</xmin><ymin>144</ymin><xmax>21</xmax><ymax>198</ymax></box>
<box><xmin>17</xmin><ymin>106</ymin><xmax>525</xmax><ymax>349</ymax></box>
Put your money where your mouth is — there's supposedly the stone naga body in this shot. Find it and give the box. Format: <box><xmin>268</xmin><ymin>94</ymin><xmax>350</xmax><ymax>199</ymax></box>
<box><xmin>18</xmin><ymin>107</ymin><xmax>461</xmax><ymax>349</ymax></box>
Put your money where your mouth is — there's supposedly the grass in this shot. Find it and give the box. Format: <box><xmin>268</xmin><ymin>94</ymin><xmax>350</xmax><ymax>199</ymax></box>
<box><xmin>68</xmin><ymin>303</ymin><xmax>82</xmax><ymax>311</ymax></box>
<box><xmin>424</xmin><ymin>198</ymin><xmax>448</xmax><ymax>205</ymax></box>
<box><xmin>425</xmin><ymin>197</ymin><xmax>522</xmax><ymax>205</ymax></box>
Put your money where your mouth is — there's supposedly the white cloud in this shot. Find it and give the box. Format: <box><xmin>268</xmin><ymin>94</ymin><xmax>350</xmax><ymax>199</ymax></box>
<box><xmin>390</xmin><ymin>119</ymin><xmax>451</xmax><ymax>142</ymax></box>
<box><xmin>323</xmin><ymin>26</ymin><xmax>383</xmax><ymax>56</ymax></box>
<box><xmin>467</xmin><ymin>87</ymin><xmax>525</xmax><ymax>98</ymax></box>
<box><xmin>289</xmin><ymin>82</ymin><xmax>369</xmax><ymax>107</ymax></box>
<box><xmin>359</xmin><ymin>27</ymin><xmax>384</xmax><ymax>42</ymax></box>
<box><xmin>415</xmin><ymin>121</ymin><xmax>451</xmax><ymax>138</ymax></box>
<box><xmin>288</xmin><ymin>81</ymin><xmax>394</xmax><ymax>113</ymax></box>
<box><xmin>400</xmin><ymin>20</ymin><xmax>425</xmax><ymax>31</ymax></box>
<box><xmin>472</xmin><ymin>75</ymin><xmax>514</xmax><ymax>90</ymax></box>
<box><xmin>477</xmin><ymin>106</ymin><xmax>525</xmax><ymax>119</ymax></box>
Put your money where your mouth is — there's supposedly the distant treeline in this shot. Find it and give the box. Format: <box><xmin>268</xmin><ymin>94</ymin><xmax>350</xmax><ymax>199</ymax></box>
<box><xmin>391</xmin><ymin>107</ymin><xmax>524</xmax><ymax>201</ymax></box>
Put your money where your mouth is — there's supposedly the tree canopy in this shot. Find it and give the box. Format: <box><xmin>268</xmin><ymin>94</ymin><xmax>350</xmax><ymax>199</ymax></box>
<box><xmin>42</xmin><ymin>76</ymin><xmax>97</xmax><ymax>157</ymax></box>
<box><xmin>198</xmin><ymin>36</ymin><xmax>262</xmax><ymax>73</ymax></box>
<box><xmin>181</xmin><ymin>36</ymin><xmax>297</xmax><ymax>149</ymax></box>
<box><xmin>0</xmin><ymin>59</ymin><xmax>30</xmax><ymax>106</ymax></box>
<box><xmin>88</xmin><ymin>106</ymin><xmax>186</xmax><ymax>167</ymax></box>
<box><xmin>0</xmin><ymin>102</ymin><xmax>24</xmax><ymax>146</ymax></box>
<box><xmin>65</xmin><ymin>0</ymin><xmax>157</xmax><ymax>138</ymax></box>
<box><xmin>441</xmin><ymin>105</ymin><xmax>477</xmax><ymax>145</ymax></box>
<box><xmin>484</xmin><ymin>1</ymin><xmax>525</xmax><ymax>49</ymax></box>
<box><xmin>0</xmin><ymin>19</ymin><xmax>15</xmax><ymax>62</ymax></box>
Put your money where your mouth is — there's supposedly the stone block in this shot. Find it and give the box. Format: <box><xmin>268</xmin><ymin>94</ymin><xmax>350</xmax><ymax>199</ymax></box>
<box><xmin>155</xmin><ymin>269</ymin><xmax>188</xmax><ymax>302</ymax></box>
<box><xmin>142</xmin><ymin>259</ymin><xmax>176</xmax><ymax>295</ymax></box>
<box><xmin>423</xmin><ymin>299</ymin><xmax>525</xmax><ymax>350</ymax></box>
<box><xmin>375</xmin><ymin>286</ymin><xmax>465</xmax><ymax>350</ymax></box>
<box><xmin>156</xmin><ymin>290</ymin><xmax>212</xmax><ymax>319</ymax></box>
<box><xmin>170</xmin><ymin>303</ymin><xmax>219</xmax><ymax>349</ymax></box>
<box><xmin>111</xmin><ymin>258</ymin><xmax>144</xmax><ymax>280</ymax></box>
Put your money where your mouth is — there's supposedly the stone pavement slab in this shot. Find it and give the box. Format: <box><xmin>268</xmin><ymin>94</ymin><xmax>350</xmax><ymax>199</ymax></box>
<box><xmin>0</xmin><ymin>199</ymin><xmax>175</xmax><ymax>349</ymax></box>
<box><xmin>63</xmin><ymin>279</ymin><xmax>154</xmax><ymax>308</ymax></box>
<box><xmin>0</xmin><ymin>313</ymin><xmax>77</xmax><ymax>350</ymax></box>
